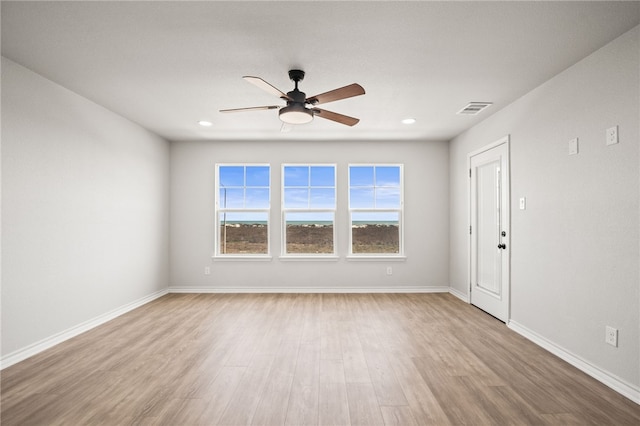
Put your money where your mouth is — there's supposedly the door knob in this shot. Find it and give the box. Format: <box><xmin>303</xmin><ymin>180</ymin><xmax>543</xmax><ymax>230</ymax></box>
<box><xmin>498</xmin><ymin>243</ymin><xmax>506</xmax><ymax>249</ymax></box>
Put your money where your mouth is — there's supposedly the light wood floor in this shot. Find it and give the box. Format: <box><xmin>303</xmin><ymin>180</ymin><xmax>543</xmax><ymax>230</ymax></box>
<box><xmin>2</xmin><ymin>293</ymin><xmax>639</xmax><ymax>425</ymax></box>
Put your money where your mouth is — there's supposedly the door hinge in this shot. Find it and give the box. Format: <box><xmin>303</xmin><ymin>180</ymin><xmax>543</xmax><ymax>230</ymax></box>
<box><xmin>469</xmin><ymin>169</ymin><xmax>471</xmax><ymax>178</ymax></box>
<box><xmin>469</xmin><ymin>225</ymin><xmax>472</xmax><ymax>234</ymax></box>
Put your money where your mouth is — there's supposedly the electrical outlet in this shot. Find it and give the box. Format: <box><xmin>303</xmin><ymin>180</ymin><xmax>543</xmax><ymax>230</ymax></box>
<box><xmin>568</xmin><ymin>138</ymin><xmax>578</xmax><ymax>155</ymax></box>
<box><xmin>605</xmin><ymin>326</ymin><xmax>618</xmax><ymax>347</ymax></box>
<box><xmin>204</xmin><ymin>266</ymin><xmax>211</xmax><ymax>275</ymax></box>
<box><xmin>386</xmin><ymin>266</ymin><xmax>393</xmax><ymax>275</ymax></box>
<box><xmin>606</xmin><ymin>126</ymin><xmax>619</xmax><ymax>146</ymax></box>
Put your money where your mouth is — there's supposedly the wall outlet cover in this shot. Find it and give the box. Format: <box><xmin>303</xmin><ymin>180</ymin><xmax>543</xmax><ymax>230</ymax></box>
<box><xmin>605</xmin><ymin>326</ymin><xmax>618</xmax><ymax>347</ymax></box>
<box><xmin>568</xmin><ymin>138</ymin><xmax>578</xmax><ymax>155</ymax></box>
<box><xmin>606</xmin><ymin>126</ymin><xmax>619</xmax><ymax>146</ymax></box>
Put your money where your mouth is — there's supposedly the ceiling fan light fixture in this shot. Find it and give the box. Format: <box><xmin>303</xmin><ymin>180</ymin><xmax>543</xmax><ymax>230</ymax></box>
<box><xmin>401</xmin><ymin>118</ymin><xmax>416</xmax><ymax>124</ymax></box>
<box><xmin>279</xmin><ymin>104</ymin><xmax>314</xmax><ymax>124</ymax></box>
<box><xmin>198</xmin><ymin>120</ymin><xmax>213</xmax><ymax>127</ymax></box>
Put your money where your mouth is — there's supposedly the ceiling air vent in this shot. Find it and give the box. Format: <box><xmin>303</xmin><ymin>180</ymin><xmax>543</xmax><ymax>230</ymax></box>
<box><xmin>457</xmin><ymin>102</ymin><xmax>493</xmax><ymax>115</ymax></box>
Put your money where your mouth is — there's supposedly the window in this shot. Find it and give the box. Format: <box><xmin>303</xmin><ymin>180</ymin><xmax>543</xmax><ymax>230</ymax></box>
<box><xmin>282</xmin><ymin>165</ymin><xmax>336</xmax><ymax>255</ymax></box>
<box><xmin>216</xmin><ymin>164</ymin><xmax>270</xmax><ymax>256</ymax></box>
<box><xmin>349</xmin><ymin>165</ymin><xmax>403</xmax><ymax>255</ymax></box>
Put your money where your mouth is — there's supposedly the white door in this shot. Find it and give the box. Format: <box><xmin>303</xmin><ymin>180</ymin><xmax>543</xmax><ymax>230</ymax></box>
<box><xmin>469</xmin><ymin>137</ymin><xmax>510</xmax><ymax>322</ymax></box>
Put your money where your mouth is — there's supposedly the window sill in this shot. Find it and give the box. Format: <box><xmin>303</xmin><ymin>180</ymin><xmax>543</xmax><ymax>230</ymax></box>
<box><xmin>279</xmin><ymin>255</ymin><xmax>340</xmax><ymax>262</ymax></box>
<box><xmin>346</xmin><ymin>255</ymin><xmax>407</xmax><ymax>262</ymax></box>
<box><xmin>212</xmin><ymin>255</ymin><xmax>273</xmax><ymax>262</ymax></box>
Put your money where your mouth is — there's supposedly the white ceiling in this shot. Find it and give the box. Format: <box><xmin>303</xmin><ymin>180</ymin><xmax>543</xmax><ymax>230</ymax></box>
<box><xmin>2</xmin><ymin>1</ymin><xmax>639</xmax><ymax>142</ymax></box>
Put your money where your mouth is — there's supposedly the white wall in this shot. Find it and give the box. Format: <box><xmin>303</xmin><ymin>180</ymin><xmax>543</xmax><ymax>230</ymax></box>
<box><xmin>170</xmin><ymin>139</ymin><xmax>449</xmax><ymax>291</ymax></box>
<box><xmin>1</xmin><ymin>58</ymin><xmax>170</xmax><ymax>360</ymax></box>
<box><xmin>449</xmin><ymin>27</ymin><xmax>639</xmax><ymax>392</ymax></box>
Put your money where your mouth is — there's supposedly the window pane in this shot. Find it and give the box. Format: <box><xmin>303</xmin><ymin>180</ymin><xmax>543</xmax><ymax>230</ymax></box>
<box><xmin>285</xmin><ymin>212</ymin><xmax>334</xmax><ymax>254</ymax></box>
<box><xmin>246</xmin><ymin>166</ymin><xmax>270</xmax><ymax>187</ymax></box>
<box><xmin>218</xmin><ymin>212</ymin><xmax>268</xmax><ymax>254</ymax></box>
<box><xmin>284</xmin><ymin>188</ymin><xmax>309</xmax><ymax>208</ymax></box>
<box><xmin>350</xmin><ymin>187</ymin><xmax>374</xmax><ymax>209</ymax></box>
<box><xmin>310</xmin><ymin>188</ymin><xmax>335</xmax><ymax>208</ymax></box>
<box><xmin>375</xmin><ymin>166</ymin><xmax>400</xmax><ymax>186</ymax></box>
<box><xmin>350</xmin><ymin>166</ymin><xmax>374</xmax><ymax>186</ymax></box>
<box><xmin>216</xmin><ymin>164</ymin><xmax>270</xmax><ymax>256</ymax></box>
<box><xmin>284</xmin><ymin>166</ymin><xmax>309</xmax><ymax>187</ymax></box>
<box><xmin>245</xmin><ymin>188</ymin><xmax>270</xmax><ymax>209</ymax></box>
<box><xmin>351</xmin><ymin>212</ymin><xmax>399</xmax><ymax>254</ymax></box>
<box><xmin>375</xmin><ymin>187</ymin><xmax>401</xmax><ymax>208</ymax></box>
<box><xmin>311</xmin><ymin>166</ymin><xmax>335</xmax><ymax>187</ymax></box>
<box><xmin>219</xmin><ymin>166</ymin><xmax>244</xmax><ymax>186</ymax></box>
<box><xmin>221</xmin><ymin>188</ymin><xmax>244</xmax><ymax>208</ymax></box>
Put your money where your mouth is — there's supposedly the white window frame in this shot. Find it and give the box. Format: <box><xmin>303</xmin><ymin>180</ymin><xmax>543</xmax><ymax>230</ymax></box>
<box><xmin>281</xmin><ymin>163</ymin><xmax>338</xmax><ymax>259</ymax></box>
<box><xmin>348</xmin><ymin>163</ymin><xmax>405</xmax><ymax>259</ymax></box>
<box><xmin>214</xmin><ymin>163</ymin><xmax>271</xmax><ymax>259</ymax></box>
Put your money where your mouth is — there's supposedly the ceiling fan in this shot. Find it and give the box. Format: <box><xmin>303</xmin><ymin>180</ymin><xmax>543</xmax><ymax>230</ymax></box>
<box><xmin>220</xmin><ymin>70</ymin><xmax>365</xmax><ymax>127</ymax></box>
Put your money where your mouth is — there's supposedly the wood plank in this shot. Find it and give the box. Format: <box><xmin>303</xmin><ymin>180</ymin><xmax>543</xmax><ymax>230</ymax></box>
<box><xmin>216</xmin><ymin>355</ymin><xmax>275</xmax><ymax>425</ymax></box>
<box><xmin>364</xmin><ymin>351</ymin><xmax>408</xmax><ymax>406</ymax></box>
<box><xmin>319</xmin><ymin>358</ymin><xmax>346</xmax><ymax>384</ymax></box>
<box><xmin>388</xmin><ymin>355</ymin><xmax>452</xmax><ymax>425</ymax></box>
<box><xmin>252</xmin><ymin>339</ymin><xmax>300</xmax><ymax>425</ymax></box>
<box><xmin>2</xmin><ymin>293</ymin><xmax>639</xmax><ymax>426</ymax></box>
<box><xmin>340</xmin><ymin>326</ymin><xmax>371</xmax><ymax>384</ymax></box>
<box><xmin>345</xmin><ymin>383</ymin><xmax>385</xmax><ymax>426</ymax></box>
<box><xmin>285</xmin><ymin>342</ymin><xmax>320</xmax><ymax>426</ymax></box>
<box><xmin>197</xmin><ymin>366</ymin><xmax>246</xmax><ymax>424</ymax></box>
<box><xmin>152</xmin><ymin>397</ymin><xmax>208</xmax><ymax>425</ymax></box>
<box><xmin>318</xmin><ymin>382</ymin><xmax>350</xmax><ymax>426</ymax></box>
<box><xmin>380</xmin><ymin>405</ymin><xmax>419</xmax><ymax>426</ymax></box>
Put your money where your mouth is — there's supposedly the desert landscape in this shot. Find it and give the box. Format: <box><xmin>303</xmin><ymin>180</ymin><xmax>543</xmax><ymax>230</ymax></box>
<box><xmin>220</xmin><ymin>223</ymin><xmax>399</xmax><ymax>254</ymax></box>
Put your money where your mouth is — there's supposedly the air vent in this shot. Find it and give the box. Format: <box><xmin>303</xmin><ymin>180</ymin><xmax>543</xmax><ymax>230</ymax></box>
<box><xmin>457</xmin><ymin>102</ymin><xmax>493</xmax><ymax>115</ymax></box>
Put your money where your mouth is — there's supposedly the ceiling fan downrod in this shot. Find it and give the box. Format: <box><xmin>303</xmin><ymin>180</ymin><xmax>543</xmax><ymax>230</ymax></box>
<box><xmin>281</xmin><ymin>69</ymin><xmax>312</xmax><ymax>124</ymax></box>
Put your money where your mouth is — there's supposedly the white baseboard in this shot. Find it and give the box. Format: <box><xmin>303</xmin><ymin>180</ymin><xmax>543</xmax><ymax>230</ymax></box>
<box><xmin>0</xmin><ymin>288</ymin><xmax>168</xmax><ymax>370</ymax></box>
<box><xmin>508</xmin><ymin>320</ymin><xmax>640</xmax><ymax>405</ymax></box>
<box><xmin>168</xmin><ymin>286</ymin><xmax>450</xmax><ymax>294</ymax></box>
<box><xmin>448</xmin><ymin>286</ymin><xmax>470</xmax><ymax>303</ymax></box>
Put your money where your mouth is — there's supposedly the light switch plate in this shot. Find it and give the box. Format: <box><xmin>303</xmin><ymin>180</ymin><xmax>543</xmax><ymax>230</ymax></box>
<box><xmin>606</xmin><ymin>126</ymin><xmax>618</xmax><ymax>146</ymax></box>
<box><xmin>519</xmin><ymin>197</ymin><xmax>526</xmax><ymax>210</ymax></box>
<box><xmin>568</xmin><ymin>138</ymin><xmax>578</xmax><ymax>155</ymax></box>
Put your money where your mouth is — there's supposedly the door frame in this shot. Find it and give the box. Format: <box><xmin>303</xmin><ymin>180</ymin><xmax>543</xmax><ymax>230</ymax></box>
<box><xmin>467</xmin><ymin>135</ymin><xmax>511</xmax><ymax>321</ymax></box>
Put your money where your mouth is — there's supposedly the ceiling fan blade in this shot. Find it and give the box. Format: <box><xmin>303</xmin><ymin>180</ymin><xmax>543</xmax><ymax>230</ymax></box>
<box><xmin>243</xmin><ymin>76</ymin><xmax>292</xmax><ymax>100</ymax></box>
<box><xmin>312</xmin><ymin>108</ymin><xmax>360</xmax><ymax>126</ymax></box>
<box><xmin>219</xmin><ymin>105</ymin><xmax>280</xmax><ymax>113</ymax></box>
<box><xmin>306</xmin><ymin>83</ymin><xmax>365</xmax><ymax>106</ymax></box>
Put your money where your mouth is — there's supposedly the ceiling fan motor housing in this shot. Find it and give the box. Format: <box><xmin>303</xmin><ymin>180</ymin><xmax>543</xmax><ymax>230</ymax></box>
<box><xmin>280</xmin><ymin>69</ymin><xmax>314</xmax><ymax>124</ymax></box>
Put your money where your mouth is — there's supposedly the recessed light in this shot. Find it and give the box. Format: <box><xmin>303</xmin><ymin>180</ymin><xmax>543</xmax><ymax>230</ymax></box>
<box><xmin>401</xmin><ymin>118</ymin><xmax>416</xmax><ymax>124</ymax></box>
<box><xmin>198</xmin><ymin>120</ymin><xmax>213</xmax><ymax>127</ymax></box>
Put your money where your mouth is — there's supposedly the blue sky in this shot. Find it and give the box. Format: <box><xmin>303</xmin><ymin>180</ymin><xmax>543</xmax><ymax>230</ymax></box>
<box><xmin>219</xmin><ymin>165</ymin><xmax>270</xmax><ymax>209</ymax></box>
<box><xmin>218</xmin><ymin>165</ymin><xmax>401</xmax><ymax>223</ymax></box>
<box><xmin>284</xmin><ymin>165</ymin><xmax>336</xmax><ymax>209</ymax></box>
<box><xmin>349</xmin><ymin>166</ymin><xmax>401</xmax><ymax>210</ymax></box>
